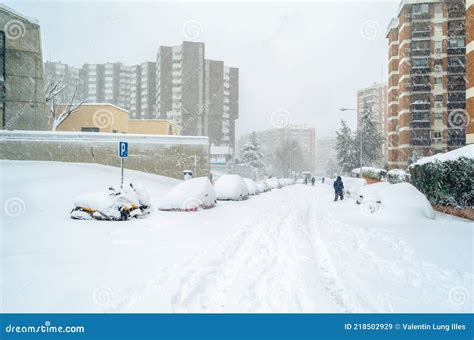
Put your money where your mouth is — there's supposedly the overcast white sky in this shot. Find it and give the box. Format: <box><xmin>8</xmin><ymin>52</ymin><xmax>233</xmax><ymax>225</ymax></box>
<box><xmin>6</xmin><ymin>0</ymin><xmax>400</xmax><ymax>139</ymax></box>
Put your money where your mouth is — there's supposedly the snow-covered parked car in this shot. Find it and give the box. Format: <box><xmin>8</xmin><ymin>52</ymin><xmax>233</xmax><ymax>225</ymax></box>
<box><xmin>159</xmin><ymin>177</ymin><xmax>217</xmax><ymax>211</ymax></box>
<box><xmin>278</xmin><ymin>179</ymin><xmax>287</xmax><ymax>187</ymax></box>
<box><xmin>214</xmin><ymin>174</ymin><xmax>249</xmax><ymax>201</ymax></box>
<box><xmin>267</xmin><ymin>178</ymin><xmax>282</xmax><ymax>189</ymax></box>
<box><xmin>357</xmin><ymin>182</ymin><xmax>434</xmax><ymax>219</ymax></box>
<box><xmin>71</xmin><ymin>182</ymin><xmax>151</xmax><ymax>221</ymax></box>
<box><xmin>256</xmin><ymin>180</ymin><xmax>271</xmax><ymax>193</ymax></box>
<box><xmin>243</xmin><ymin>178</ymin><xmax>258</xmax><ymax>196</ymax></box>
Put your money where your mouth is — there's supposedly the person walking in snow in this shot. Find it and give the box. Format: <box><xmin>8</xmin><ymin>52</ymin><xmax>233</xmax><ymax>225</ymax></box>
<box><xmin>333</xmin><ymin>176</ymin><xmax>344</xmax><ymax>201</ymax></box>
<box><xmin>311</xmin><ymin>176</ymin><xmax>315</xmax><ymax>186</ymax></box>
<box><xmin>322</xmin><ymin>177</ymin><xmax>325</xmax><ymax>184</ymax></box>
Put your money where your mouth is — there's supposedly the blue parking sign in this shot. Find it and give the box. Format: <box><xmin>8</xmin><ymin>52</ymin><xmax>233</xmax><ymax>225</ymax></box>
<box><xmin>118</xmin><ymin>141</ymin><xmax>128</xmax><ymax>158</ymax></box>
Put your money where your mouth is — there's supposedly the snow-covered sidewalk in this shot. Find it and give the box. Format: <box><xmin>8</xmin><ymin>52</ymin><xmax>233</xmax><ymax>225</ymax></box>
<box><xmin>1</xmin><ymin>161</ymin><xmax>472</xmax><ymax>313</ymax></box>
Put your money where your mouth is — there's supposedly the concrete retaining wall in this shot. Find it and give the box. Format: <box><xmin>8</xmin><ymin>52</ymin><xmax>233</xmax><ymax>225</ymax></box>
<box><xmin>0</xmin><ymin>131</ymin><xmax>210</xmax><ymax>179</ymax></box>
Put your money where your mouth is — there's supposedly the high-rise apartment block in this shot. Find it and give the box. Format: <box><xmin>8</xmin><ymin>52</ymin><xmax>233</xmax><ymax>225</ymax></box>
<box><xmin>44</xmin><ymin>41</ymin><xmax>239</xmax><ymax>149</ymax></box>
<box><xmin>357</xmin><ymin>82</ymin><xmax>389</xmax><ymax>164</ymax></box>
<box><xmin>386</xmin><ymin>0</ymin><xmax>468</xmax><ymax>168</ymax></box>
<box><xmin>155</xmin><ymin>41</ymin><xmax>239</xmax><ymax>146</ymax></box>
<box><xmin>130</xmin><ymin>62</ymin><xmax>156</xmax><ymax>119</ymax></box>
<box><xmin>466</xmin><ymin>0</ymin><xmax>474</xmax><ymax>144</ymax></box>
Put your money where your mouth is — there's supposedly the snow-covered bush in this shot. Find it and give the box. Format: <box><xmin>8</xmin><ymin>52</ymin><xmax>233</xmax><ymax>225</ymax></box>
<box><xmin>243</xmin><ymin>178</ymin><xmax>258</xmax><ymax>195</ymax></box>
<box><xmin>410</xmin><ymin>158</ymin><xmax>474</xmax><ymax>209</ymax></box>
<box><xmin>159</xmin><ymin>177</ymin><xmax>217</xmax><ymax>211</ymax></box>
<box><xmin>386</xmin><ymin>169</ymin><xmax>408</xmax><ymax>184</ymax></box>
<box><xmin>354</xmin><ymin>167</ymin><xmax>386</xmax><ymax>180</ymax></box>
<box><xmin>214</xmin><ymin>174</ymin><xmax>249</xmax><ymax>201</ymax></box>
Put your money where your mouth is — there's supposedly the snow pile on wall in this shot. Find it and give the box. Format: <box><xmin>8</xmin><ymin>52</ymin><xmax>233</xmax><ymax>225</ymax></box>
<box><xmin>413</xmin><ymin>144</ymin><xmax>474</xmax><ymax>166</ymax></box>
<box><xmin>214</xmin><ymin>175</ymin><xmax>249</xmax><ymax>201</ymax></box>
<box><xmin>159</xmin><ymin>177</ymin><xmax>217</xmax><ymax>211</ymax></box>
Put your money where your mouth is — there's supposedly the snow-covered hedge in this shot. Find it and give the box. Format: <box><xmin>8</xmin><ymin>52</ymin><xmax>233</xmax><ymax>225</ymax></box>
<box><xmin>409</xmin><ymin>145</ymin><xmax>474</xmax><ymax>209</ymax></box>
<box><xmin>352</xmin><ymin>167</ymin><xmax>387</xmax><ymax>180</ymax></box>
<box><xmin>386</xmin><ymin>169</ymin><xmax>408</xmax><ymax>184</ymax></box>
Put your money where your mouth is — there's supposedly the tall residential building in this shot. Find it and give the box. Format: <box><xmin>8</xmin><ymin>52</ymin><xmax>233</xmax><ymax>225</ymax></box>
<box><xmin>467</xmin><ymin>0</ymin><xmax>474</xmax><ymax>144</ymax></box>
<box><xmin>43</xmin><ymin>41</ymin><xmax>239</xmax><ymax>145</ymax></box>
<box><xmin>227</xmin><ymin>66</ymin><xmax>239</xmax><ymax>149</ymax></box>
<box><xmin>205</xmin><ymin>59</ymin><xmax>224</xmax><ymax>145</ymax></box>
<box><xmin>80</xmin><ymin>63</ymin><xmax>105</xmax><ymax>103</ymax></box>
<box><xmin>156</xmin><ymin>46</ymin><xmax>173</xmax><ymax>119</ymax></box>
<box><xmin>130</xmin><ymin>61</ymin><xmax>156</xmax><ymax>118</ymax></box>
<box><xmin>44</xmin><ymin>61</ymin><xmax>82</xmax><ymax>103</ymax></box>
<box><xmin>156</xmin><ymin>41</ymin><xmax>239</xmax><ymax>147</ymax></box>
<box><xmin>156</xmin><ymin>41</ymin><xmax>205</xmax><ymax>135</ymax></box>
<box><xmin>386</xmin><ymin>0</ymin><xmax>467</xmax><ymax>169</ymax></box>
<box><xmin>315</xmin><ymin>137</ymin><xmax>338</xmax><ymax>175</ymax></box>
<box><xmin>104</xmin><ymin>62</ymin><xmax>131</xmax><ymax>110</ymax></box>
<box><xmin>357</xmin><ymin>82</ymin><xmax>389</xmax><ymax>164</ymax></box>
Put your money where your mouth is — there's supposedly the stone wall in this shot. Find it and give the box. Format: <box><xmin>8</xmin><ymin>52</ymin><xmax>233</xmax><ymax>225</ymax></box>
<box><xmin>0</xmin><ymin>131</ymin><xmax>210</xmax><ymax>179</ymax></box>
<box><xmin>0</xmin><ymin>5</ymin><xmax>49</xmax><ymax>131</ymax></box>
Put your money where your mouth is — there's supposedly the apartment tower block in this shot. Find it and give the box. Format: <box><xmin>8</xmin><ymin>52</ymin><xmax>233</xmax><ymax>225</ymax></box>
<box><xmin>386</xmin><ymin>0</ymin><xmax>468</xmax><ymax>168</ymax></box>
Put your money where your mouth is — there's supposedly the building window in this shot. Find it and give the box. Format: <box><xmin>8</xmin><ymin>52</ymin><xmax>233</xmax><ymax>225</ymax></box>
<box><xmin>81</xmin><ymin>127</ymin><xmax>100</xmax><ymax>132</ymax></box>
<box><xmin>0</xmin><ymin>31</ymin><xmax>5</xmax><ymax>127</ymax></box>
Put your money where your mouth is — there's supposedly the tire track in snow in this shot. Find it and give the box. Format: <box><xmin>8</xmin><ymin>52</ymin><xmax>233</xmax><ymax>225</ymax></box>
<box><xmin>168</xmin><ymin>187</ymin><xmax>349</xmax><ymax>312</ymax></box>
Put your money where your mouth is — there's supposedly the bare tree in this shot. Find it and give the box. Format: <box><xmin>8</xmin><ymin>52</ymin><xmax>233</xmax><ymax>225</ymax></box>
<box><xmin>45</xmin><ymin>77</ymin><xmax>87</xmax><ymax>131</ymax></box>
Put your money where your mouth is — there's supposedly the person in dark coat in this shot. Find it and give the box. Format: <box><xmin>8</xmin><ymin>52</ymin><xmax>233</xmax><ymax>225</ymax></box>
<box><xmin>322</xmin><ymin>177</ymin><xmax>325</xmax><ymax>184</ymax></box>
<box><xmin>311</xmin><ymin>176</ymin><xmax>315</xmax><ymax>186</ymax></box>
<box><xmin>333</xmin><ymin>176</ymin><xmax>344</xmax><ymax>201</ymax></box>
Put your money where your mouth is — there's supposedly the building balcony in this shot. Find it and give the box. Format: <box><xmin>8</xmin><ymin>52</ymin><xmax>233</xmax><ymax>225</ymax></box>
<box><xmin>447</xmin><ymin>47</ymin><xmax>465</xmax><ymax>55</ymax></box>
<box><xmin>447</xmin><ymin>65</ymin><xmax>465</xmax><ymax>74</ymax></box>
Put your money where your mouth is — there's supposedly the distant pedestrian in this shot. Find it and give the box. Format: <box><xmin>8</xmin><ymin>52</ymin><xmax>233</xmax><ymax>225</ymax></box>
<box><xmin>304</xmin><ymin>177</ymin><xmax>308</xmax><ymax>185</ymax></box>
<box><xmin>321</xmin><ymin>177</ymin><xmax>325</xmax><ymax>184</ymax></box>
<box><xmin>311</xmin><ymin>176</ymin><xmax>315</xmax><ymax>186</ymax></box>
<box><xmin>333</xmin><ymin>176</ymin><xmax>344</xmax><ymax>201</ymax></box>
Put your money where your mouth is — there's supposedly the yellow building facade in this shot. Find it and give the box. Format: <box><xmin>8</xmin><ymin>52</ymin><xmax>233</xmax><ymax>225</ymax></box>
<box><xmin>55</xmin><ymin>103</ymin><xmax>181</xmax><ymax>136</ymax></box>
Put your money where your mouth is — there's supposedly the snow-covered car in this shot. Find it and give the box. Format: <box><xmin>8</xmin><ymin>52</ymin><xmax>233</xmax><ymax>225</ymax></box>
<box><xmin>243</xmin><ymin>178</ymin><xmax>258</xmax><ymax>195</ymax></box>
<box><xmin>267</xmin><ymin>178</ymin><xmax>282</xmax><ymax>189</ymax></box>
<box><xmin>71</xmin><ymin>182</ymin><xmax>151</xmax><ymax>221</ymax></box>
<box><xmin>278</xmin><ymin>179</ymin><xmax>288</xmax><ymax>187</ymax></box>
<box><xmin>296</xmin><ymin>178</ymin><xmax>305</xmax><ymax>184</ymax></box>
<box><xmin>356</xmin><ymin>182</ymin><xmax>390</xmax><ymax>204</ymax></box>
<box><xmin>256</xmin><ymin>180</ymin><xmax>271</xmax><ymax>193</ymax></box>
<box><xmin>357</xmin><ymin>182</ymin><xmax>434</xmax><ymax>219</ymax></box>
<box><xmin>214</xmin><ymin>174</ymin><xmax>249</xmax><ymax>201</ymax></box>
<box><xmin>159</xmin><ymin>177</ymin><xmax>217</xmax><ymax>211</ymax></box>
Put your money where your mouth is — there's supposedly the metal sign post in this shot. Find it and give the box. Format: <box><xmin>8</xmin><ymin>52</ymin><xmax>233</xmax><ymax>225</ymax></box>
<box><xmin>118</xmin><ymin>141</ymin><xmax>128</xmax><ymax>188</ymax></box>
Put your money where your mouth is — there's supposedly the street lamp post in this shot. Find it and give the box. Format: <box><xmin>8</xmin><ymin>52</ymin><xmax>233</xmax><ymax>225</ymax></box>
<box><xmin>340</xmin><ymin>107</ymin><xmax>363</xmax><ymax>170</ymax></box>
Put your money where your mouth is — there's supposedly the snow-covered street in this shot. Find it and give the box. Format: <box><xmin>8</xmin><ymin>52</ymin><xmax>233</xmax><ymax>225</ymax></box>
<box><xmin>1</xmin><ymin>161</ymin><xmax>473</xmax><ymax>313</ymax></box>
